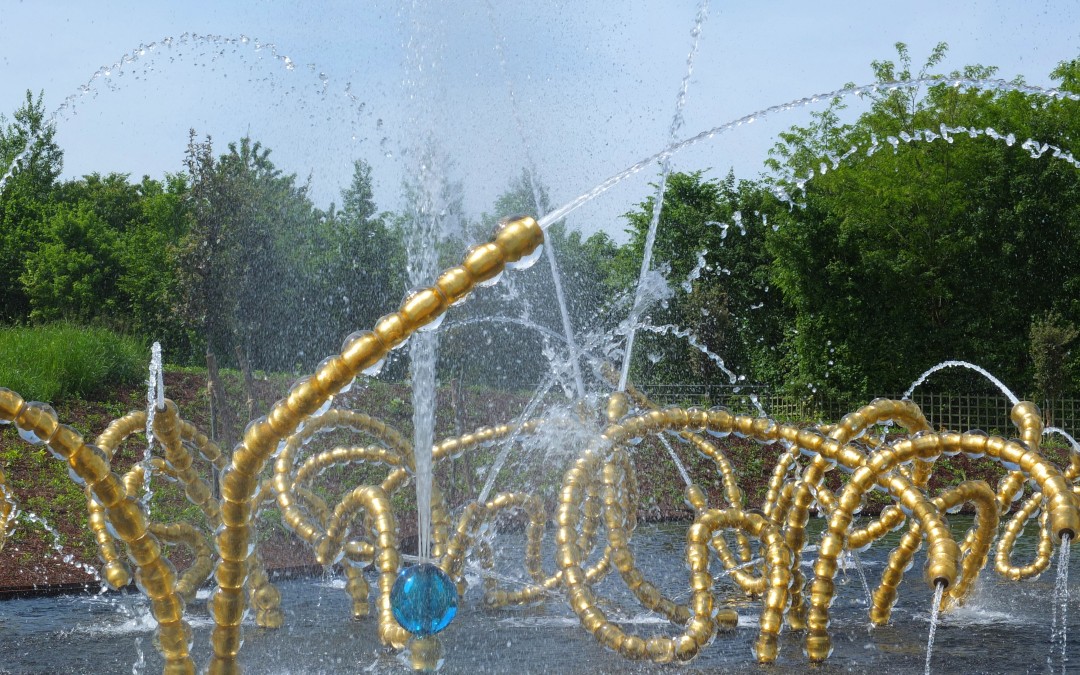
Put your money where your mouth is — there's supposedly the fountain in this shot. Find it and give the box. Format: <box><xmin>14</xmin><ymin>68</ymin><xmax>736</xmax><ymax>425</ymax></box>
<box><xmin>2</xmin><ymin>3</ymin><xmax>1080</xmax><ymax>674</ymax></box>
<box><xmin>1</xmin><ymin>214</ymin><xmax>1079</xmax><ymax>672</ymax></box>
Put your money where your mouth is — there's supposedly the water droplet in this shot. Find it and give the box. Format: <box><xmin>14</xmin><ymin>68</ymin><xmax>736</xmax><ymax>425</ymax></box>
<box><xmin>16</xmin><ymin>402</ymin><xmax>57</xmax><ymax>445</ymax></box>
<box><xmin>476</xmin><ymin>269</ymin><xmax>504</xmax><ymax>288</ymax></box>
<box><xmin>506</xmin><ymin>243</ymin><xmax>543</xmax><ymax>271</ymax></box>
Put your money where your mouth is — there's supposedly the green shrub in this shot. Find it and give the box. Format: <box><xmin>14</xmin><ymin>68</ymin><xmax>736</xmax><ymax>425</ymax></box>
<box><xmin>0</xmin><ymin>323</ymin><xmax>146</xmax><ymax>402</ymax></box>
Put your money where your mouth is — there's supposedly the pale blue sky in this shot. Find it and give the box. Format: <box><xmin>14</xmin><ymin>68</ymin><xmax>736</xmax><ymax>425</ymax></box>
<box><xmin>3</xmin><ymin>1</ymin><xmax>1078</xmax><ymax>240</ymax></box>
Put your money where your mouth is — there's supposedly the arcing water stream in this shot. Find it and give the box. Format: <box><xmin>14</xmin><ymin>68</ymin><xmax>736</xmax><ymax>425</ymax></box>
<box><xmin>537</xmin><ymin>76</ymin><xmax>1080</xmax><ymax>231</ymax></box>
<box><xmin>617</xmin><ymin>0</ymin><xmax>709</xmax><ymax>394</ymax></box>
<box><xmin>924</xmin><ymin>581</ymin><xmax>946</xmax><ymax>675</ymax></box>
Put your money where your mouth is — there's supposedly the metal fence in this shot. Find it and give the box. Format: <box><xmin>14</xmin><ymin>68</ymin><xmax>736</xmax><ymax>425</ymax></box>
<box><xmin>637</xmin><ymin>384</ymin><xmax>1079</xmax><ymax>439</ymax></box>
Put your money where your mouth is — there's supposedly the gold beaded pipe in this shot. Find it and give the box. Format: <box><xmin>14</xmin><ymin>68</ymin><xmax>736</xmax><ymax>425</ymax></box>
<box><xmin>603</xmin><ymin>447</ymin><xmax>692</xmax><ymax>624</ymax></box>
<box><xmin>437</xmin><ymin>491</ymin><xmax>547</xmax><ymax>607</ymax></box>
<box><xmin>782</xmin><ymin>398</ymin><xmax>932</xmax><ymax>630</ymax></box>
<box><xmin>870</xmin><ymin>480</ymin><xmax>998</xmax><ymax>624</ymax></box>
<box><xmin>996</xmin><ymin>492</ymin><xmax>1055</xmax><ymax>580</ymax></box>
<box><xmin>149</xmin><ymin>522</ymin><xmax>215</xmax><ymax>604</ymax></box>
<box><xmin>0</xmin><ymin>389</ymin><xmax>196</xmax><ymax>674</ymax></box>
<box><xmin>91</xmin><ymin>407</ymin><xmax>229</xmax><ymax>592</ymax></box>
<box><xmin>990</xmin><ymin>402</ymin><xmax>1057</xmax><ymax>579</ymax></box>
<box><xmin>557</xmin><ymin>406</ymin><xmax>801</xmax><ymax>664</ymax></box>
<box><xmin>2</xmin><ymin>381</ymin><xmax>1078</xmax><ymax>671</ymax></box>
<box><xmin>556</xmin><ymin>438</ymin><xmax>791</xmax><ymax>663</ymax></box>
<box><xmin>205</xmin><ymin>216</ymin><xmax>544</xmax><ymax>674</ymax></box>
<box><xmin>802</xmin><ymin>425</ymin><xmax>1079</xmax><ymax>661</ymax></box>
<box><xmin>612</xmin><ymin>382</ymin><xmax>756</xmax><ymax>570</ymax></box>
<box><xmin>152</xmin><ymin>401</ymin><xmax>222</xmax><ymax>530</ymax></box>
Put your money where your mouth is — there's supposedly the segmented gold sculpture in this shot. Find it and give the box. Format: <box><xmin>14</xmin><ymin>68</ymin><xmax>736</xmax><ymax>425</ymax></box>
<box><xmin>1</xmin><ymin>215</ymin><xmax>1078</xmax><ymax>673</ymax></box>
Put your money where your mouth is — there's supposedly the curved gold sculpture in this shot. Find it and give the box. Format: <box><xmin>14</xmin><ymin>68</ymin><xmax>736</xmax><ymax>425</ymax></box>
<box><xmin>1</xmin><ymin>214</ymin><xmax>1078</xmax><ymax>673</ymax></box>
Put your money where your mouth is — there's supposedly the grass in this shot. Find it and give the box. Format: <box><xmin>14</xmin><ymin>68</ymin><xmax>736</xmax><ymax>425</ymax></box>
<box><xmin>0</xmin><ymin>323</ymin><xmax>146</xmax><ymax>402</ymax></box>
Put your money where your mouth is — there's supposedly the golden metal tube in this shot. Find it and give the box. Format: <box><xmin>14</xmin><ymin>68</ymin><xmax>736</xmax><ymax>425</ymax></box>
<box><xmin>995</xmin><ymin>492</ymin><xmax>1054</xmax><ymax>580</ymax></box>
<box><xmin>804</xmin><ymin>435</ymin><xmax>950</xmax><ymax>659</ymax></box>
<box><xmin>4</xmin><ymin>388</ymin><xmax>195</xmax><ymax>673</ymax></box>
<box><xmin>557</xmin><ymin>405</ymin><xmax>804</xmax><ymax>665</ymax></box>
<box><xmin>207</xmin><ymin>217</ymin><xmax>544</xmax><ymax>672</ymax></box>
<box><xmin>602</xmin><ymin>449</ymin><xmax>689</xmax><ymax>624</ymax></box>
<box><xmin>149</xmin><ymin>522</ymin><xmax>214</xmax><ymax>604</ymax></box>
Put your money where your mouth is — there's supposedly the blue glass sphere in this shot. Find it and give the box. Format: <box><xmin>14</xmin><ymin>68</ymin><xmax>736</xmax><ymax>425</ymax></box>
<box><xmin>390</xmin><ymin>563</ymin><xmax>458</xmax><ymax>637</ymax></box>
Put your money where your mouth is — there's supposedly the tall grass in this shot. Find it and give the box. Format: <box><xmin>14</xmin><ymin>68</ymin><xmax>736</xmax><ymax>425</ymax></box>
<box><xmin>0</xmin><ymin>323</ymin><xmax>146</xmax><ymax>402</ymax></box>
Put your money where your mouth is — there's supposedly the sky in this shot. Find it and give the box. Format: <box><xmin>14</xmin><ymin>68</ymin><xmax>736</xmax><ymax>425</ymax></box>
<box><xmin>2</xmin><ymin>0</ymin><xmax>1078</xmax><ymax>242</ymax></box>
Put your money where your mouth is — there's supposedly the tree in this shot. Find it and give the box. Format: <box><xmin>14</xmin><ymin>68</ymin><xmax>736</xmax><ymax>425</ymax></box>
<box><xmin>115</xmin><ymin>174</ymin><xmax>192</xmax><ymax>358</ymax></box>
<box><xmin>176</xmin><ymin>133</ymin><xmax>326</xmax><ymax>371</ymax></box>
<box><xmin>19</xmin><ymin>172</ymin><xmax>190</xmax><ymax>357</ymax></box>
<box><xmin>0</xmin><ymin>90</ymin><xmax>63</xmax><ymax>322</ymax></box>
<box><xmin>615</xmin><ymin>171</ymin><xmax>788</xmax><ymax>389</ymax></box>
<box><xmin>318</xmin><ymin>159</ymin><xmax>405</xmax><ymax>346</ymax></box>
<box><xmin>1030</xmin><ymin>311</ymin><xmax>1079</xmax><ymax>425</ymax></box>
<box><xmin>20</xmin><ymin>189</ymin><xmax>122</xmax><ymax>323</ymax></box>
<box><xmin>764</xmin><ymin>43</ymin><xmax>1080</xmax><ymax>402</ymax></box>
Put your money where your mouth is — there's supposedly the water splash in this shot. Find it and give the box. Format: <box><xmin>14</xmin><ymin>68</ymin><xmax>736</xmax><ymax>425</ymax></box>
<box><xmin>1050</xmin><ymin>534</ymin><xmax>1071</xmax><ymax>673</ymax></box>
<box><xmin>403</xmin><ymin>169</ymin><xmax>448</xmax><ymax>562</ymax></box>
<box><xmin>448</xmin><ymin>315</ymin><xmax>569</xmax><ymax>347</ymax></box>
<box><xmin>681</xmin><ymin>250</ymin><xmax>708</xmax><ymax>293</ymax></box>
<box><xmin>477</xmin><ymin>372</ymin><xmax>560</xmax><ymax>505</ymax></box>
<box><xmin>145</xmin><ymin>342</ymin><xmax>164</xmax><ymax>431</ymax></box>
<box><xmin>12</xmin><ymin>510</ymin><xmax>104</xmax><ymax>583</ymax></box>
<box><xmin>852</xmin><ymin>551</ymin><xmax>872</xmax><ymax>608</ymax></box>
<box><xmin>0</xmin><ymin>480</ymin><xmax>17</xmax><ymax>540</ymax></box>
<box><xmin>484</xmin><ymin>1</ymin><xmax>586</xmax><ymax>400</ymax></box>
<box><xmin>410</xmin><ymin>331</ymin><xmax>438</xmax><ymax>561</ymax></box>
<box><xmin>903</xmin><ymin>360</ymin><xmax>1019</xmax><ymax>404</ymax></box>
<box><xmin>1044</xmin><ymin>427</ymin><xmax>1080</xmax><ymax>454</ymax></box>
<box><xmin>657</xmin><ymin>433</ymin><xmax>692</xmax><ymax>486</ymax></box>
<box><xmin>632</xmin><ymin>323</ymin><xmax>739</xmax><ymax>386</ymax></box>
<box><xmin>924</xmin><ymin>580</ymin><xmax>945</xmax><ymax>675</ymax></box>
<box><xmin>776</xmin><ymin>124</ymin><xmax>1080</xmax><ymax>203</ymax></box>
<box><xmin>617</xmin><ymin>0</ymin><xmax>709</xmax><ymax>393</ymax></box>
<box><xmin>141</xmin><ymin>342</ymin><xmax>164</xmax><ymax>510</ymax></box>
<box><xmin>1</xmin><ymin>33</ymin><xmax>365</xmax><ymax>193</ymax></box>
<box><xmin>131</xmin><ymin>635</ymin><xmax>146</xmax><ymax>674</ymax></box>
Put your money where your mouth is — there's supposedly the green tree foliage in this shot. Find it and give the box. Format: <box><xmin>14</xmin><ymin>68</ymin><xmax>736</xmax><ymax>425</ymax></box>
<box><xmin>6</xmin><ymin>42</ymin><xmax>1080</xmax><ymax>413</ymax></box>
<box><xmin>0</xmin><ymin>91</ymin><xmax>63</xmax><ymax>322</ymax></box>
<box><xmin>178</xmin><ymin>133</ymin><xmax>329</xmax><ymax>370</ymax></box>
<box><xmin>615</xmin><ymin>171</ymin><xmax>789</xmax><ymax>388</ymax></box>
<box><xmin>178</xmin><ymin>133</ymin><xmax>410</xmax><ymax>372</ymax></box>
<box><xmin>437</xmin><ymin>169</ymin><xmax>621</xmax><ymax>393</ymax></box>
<box><xmin>21</xmin><ymin>183</ymin><xmax>123</xmax><ymax>322</ymax></box>
<box><xmin>116</xmin><ymin>175</ymin><xmax>192</xmax><ymax>358</ymax></box>
<box><xmin>308</xmin><ymin>159</ymin><xmax>406</xmax><ymax>362</ymax></box>
<box><xmin>764</xmin><ymin>44</ymin><xmax>1080</xmax><ymax>401</ymax></box>
<box><xmin>18</xmin><ymin>172</ymin><xmax>193</xmax><ymax>357</ymax></box>
<box><xmin>1030</xmin><ymin>311</ymin><xmax>1079</xmax><ymax>423</ymax></box>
